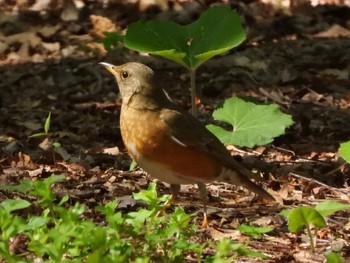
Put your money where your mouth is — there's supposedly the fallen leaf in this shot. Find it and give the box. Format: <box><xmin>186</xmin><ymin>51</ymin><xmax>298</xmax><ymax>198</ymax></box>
<box><xmin>42</xmin><ymin>42</ymin><xmax>60</xmax><ymax>52</ymax></box>
<box><xmin>103</xmin><ymin>146</ymin><xmax>120</xmax><ymax>156</ymax></box>
<box><xmin>89</xmin><ymin>15</ymin><xmax>119</xmax><ymax>38</ymax></box>
<box><xmin>61</xmin><ymin>0</ymin><xmax>79</xmax><ymax>21</ymax></box>
<box><xmin>313</xmin><ymin>24</ymin><xmax>350</xmax><ymax>38</ymax></box>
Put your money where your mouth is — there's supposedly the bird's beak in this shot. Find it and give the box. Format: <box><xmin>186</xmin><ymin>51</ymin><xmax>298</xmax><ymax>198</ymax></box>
<box><xmin>99</xmin><ymin>62</ymin><xmax>117</xmax><ymax>76</ymax></box>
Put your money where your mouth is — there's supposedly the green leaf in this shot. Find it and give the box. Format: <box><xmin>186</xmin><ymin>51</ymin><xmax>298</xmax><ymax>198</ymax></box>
<box><xmin>25</xmin><ymin>216</ymin><xmax>49</xmax><ymax>230</ymax></box>
<box><xmin>58</xmin><ymin>195</ymin><xmax>69</xmax><ymax>206</ymax></box>
<box><xmin>339</xmin><ymin>141</ymin><xmax>350</xmax><ymax>164</ymax></box>
<box><xmin>206</xmin><ymin>97</ymin><xmax>294</xmax><ymax>147</ymax></box>
<box><xmin>0</xmin><ymin>199</ymin><xmax>31</xmax><ymax>212</ymax></box>
<box><xmin>212</xmin><ymin>238</ymin><xmax>268</xmax><ymax>260</ymax></box>
<box><xmin>129</xmin><ymin>159</ymin><xmax>138</xmax><ymax>171</ymax></box>
<box><xmin>133</xmin><ymin>182</ymin><xmax>169</xmax><ymax>209</ymax></box>
<box><xmin>237</xmin><ymin>224</ymin><xmax>273</xmax><ymax>238</ymax></box>
<box><xmin>28</xmin><ymin>132</ymin><xmax>47</xmax><ymax>138</ymax></box>
<box><xmin>45</xmin><ymin>174</ymin><xmax>66</xmax><ymax>185</ymax></box>
<box><xmin>52</xmin><ymin>142</ymin><xmax>61</xmax><ymax>148</ymax></box>
<box><xmin>0</xmin><ymin>179</ymin><xmax>34</xmax><ymax>193</ymax></box>
<box><xmin>44</xmin><ymin>112</ymin><xmax>51</xmax><ymax>134</ymax></box>
<box><xmin>315</xmin><ymin>201</ymin><xmax>350</xmax><ymax>217</ymax></box>
<box><xmin>287</xmin><ymin>207</ymin><xmax>326</xmax><ymax>233</ymax></box>
<box><xmin>326</xmin><ymin>252</ymin><xmax>344</xmax><ymax>263</ymax></box>
<box><xmin>125</xmin><ymin>6</ymin><xmax>245</xmax><ymax>69</ymax></box>
<box><xmin>30</xmin><ymin>175</ymin><xmax>65</xmax><ymax>206</ymax></box>
<box><xmin>279</xmin><ymin>209</ymin><xmax>291</xmax><ymax>218</ymax></box>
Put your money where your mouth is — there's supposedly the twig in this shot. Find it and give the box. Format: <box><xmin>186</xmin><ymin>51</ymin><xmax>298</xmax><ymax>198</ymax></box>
<box><xmin>289</xmin><ymin>172</ymin><xmax>349</xmax><ymax>195</ymax></box>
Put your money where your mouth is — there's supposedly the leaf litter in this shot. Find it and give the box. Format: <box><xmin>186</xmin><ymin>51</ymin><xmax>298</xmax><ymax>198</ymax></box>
<box><xmin>1</xmin><ymin>0</ymin><xmax>350</xmax><ymax>262</ymax></box>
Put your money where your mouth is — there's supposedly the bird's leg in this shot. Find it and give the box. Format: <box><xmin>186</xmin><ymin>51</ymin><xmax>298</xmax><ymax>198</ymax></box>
<box><xmin>156</xmin><ymin>184</ymin><xmax>180</xmax><ymax>217</ymax></box>
<box><xmin>197</xmin><ymin>183</ymin><xmax>209</xmax><ymax>228</ymax></box>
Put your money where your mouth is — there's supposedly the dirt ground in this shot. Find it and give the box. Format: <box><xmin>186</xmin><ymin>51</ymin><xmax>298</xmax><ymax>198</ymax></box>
<box><xmin>1</xmin><ymin>0</ymin><xmax>350</xmax><ymax>262</ymax></box>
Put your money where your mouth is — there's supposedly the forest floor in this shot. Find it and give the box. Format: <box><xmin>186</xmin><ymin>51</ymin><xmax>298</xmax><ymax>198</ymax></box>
<box><xmin>1</xmin><ymin>0</ymin><xmax>350</xmax><ymax>262</ymax></box>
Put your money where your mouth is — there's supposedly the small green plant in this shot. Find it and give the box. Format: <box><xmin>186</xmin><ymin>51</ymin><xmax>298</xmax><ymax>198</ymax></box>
<box><xmin>280</xmin><ymin>201</ymin><xmax>350</xmax><ymax>253</ymax></box>
<box><xmin>237</xmin><ymin>224</ymin><xmax>274</xmax><ymax>238</ymax></box>
<box><xmin>124</xmin><ymin>6</ymin><xmax>245</xmax><ymax>116</ymax></box>
<box><xmin>29</xmin><ymin>112</ymin><xmax>60</xmax><ymax>148</ymax></box>
<box><xmin>206</xmin><ymin>238</ymin><xmax>268</xmax><ymax>262</ymax></box>
<box><xmin>0</xmin><ymin>178</ymin><xmax>267</xmax><ymax>262</ymax></box>
<box><xmin>29</xmin><ymin>112</ymin><xmax>63</xmax><ymax>162</ymax></box>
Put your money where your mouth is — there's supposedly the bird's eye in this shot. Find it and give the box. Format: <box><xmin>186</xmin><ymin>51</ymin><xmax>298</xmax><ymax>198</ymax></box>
<box><xmin>121</xmin><ymin>71</ymin><xmax>129</xmax><ymax>79</ymax></box>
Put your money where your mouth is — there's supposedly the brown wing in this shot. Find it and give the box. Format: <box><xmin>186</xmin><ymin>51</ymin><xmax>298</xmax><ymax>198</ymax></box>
<box><xmin>159</xmin><ymin>106</ymin><xmax>251</xmax><ymax>175</ymax></box>
<box><xmin>160</xmin><ymin>106</ymin><xmax>275</xmax><ymax>201</ymax></box>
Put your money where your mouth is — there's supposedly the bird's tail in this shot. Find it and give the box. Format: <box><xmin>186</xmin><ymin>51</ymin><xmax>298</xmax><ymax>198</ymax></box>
<box><xmin>220</xmin><ymin>168</ymin><xmax>275</xmax><ymax>201</ymax></box>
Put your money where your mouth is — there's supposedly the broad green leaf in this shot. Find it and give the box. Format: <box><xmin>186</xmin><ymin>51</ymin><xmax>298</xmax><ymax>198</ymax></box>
<box><xmin>287</xmin><ymin>207</ymin><xmax>326</xmax><ymax>233</ymax></box>
<box><xmin>315</xmin><ymin>201</ymin><xmax>350</xmax><ymax>217</ymax></box>
<box><xmin>0</xmin><ymin>199</ymin><xmax>31</xmax><ymax>212</ymax></box>
<box><xmin>326</xmin><ymin>252</ymin><xmax>344</xmax><ymax>263</ymax></box>
<box><xmin>125</xmin><ymin>6</ymin><xmax>245</xmax><ymax>69</ymax></box>
<box><xmin>237</xmin><ymin>224</ymin><xmax>273</xmax><ymax>238</ymax></box>
<box><xmin>206</xmin><ymin>97</ymin><xmax>294</xmax><ymax>147</ymax></box>
<box><xmin>339</xmin><ymin>141</ymin><xmax>350</xmax><ymax>164</ymax></box>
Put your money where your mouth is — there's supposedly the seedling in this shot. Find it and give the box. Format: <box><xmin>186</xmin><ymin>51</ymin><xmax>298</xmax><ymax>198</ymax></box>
<box><xmin>281</xmin><ymin>201</ymin><xmax>350</xmax><ymax>253</ymax></box>
<box><xmin>124</xmin><ymin>6</ymin><xmax>245</xmax><ymax>116</ymax></box>
<box><xmin>29</xmin><ymin>112</ymin><xmax>62</xmax><ymax>162</ymax></box>
<box><xmin>208</xmin><ymin>238</ymin><xmax>269</xmax><ymax>262</ymax></box>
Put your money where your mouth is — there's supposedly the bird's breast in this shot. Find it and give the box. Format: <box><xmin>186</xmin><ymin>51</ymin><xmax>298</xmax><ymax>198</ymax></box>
<box><xmin>120</xmin><ymin>106</ymin><xmax>221</xmax><ymax>184</ymax></box>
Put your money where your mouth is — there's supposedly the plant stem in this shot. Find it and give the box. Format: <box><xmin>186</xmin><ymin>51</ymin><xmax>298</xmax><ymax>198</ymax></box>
<box><xmin>306</xmin><ymin>224</ymin><xmax>315</xmax><ymax>253</ymax></box>
<box><xmin>189</xmin><ymin>68</ymin><xmax>197</xmax><ymax>116</ymax></box>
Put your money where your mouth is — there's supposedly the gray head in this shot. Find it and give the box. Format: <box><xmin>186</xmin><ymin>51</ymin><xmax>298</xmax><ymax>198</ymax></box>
<box><xmin>99</xmin><ymin>62</ymin><xmax>169</xmax><ymax>110</ymax></box>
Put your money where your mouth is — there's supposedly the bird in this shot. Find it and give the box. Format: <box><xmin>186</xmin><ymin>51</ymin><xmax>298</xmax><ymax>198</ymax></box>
<box><xmin>99</xmin><ymin>61</ymin><xmax>274</xmax><ymax>227</ymax></box>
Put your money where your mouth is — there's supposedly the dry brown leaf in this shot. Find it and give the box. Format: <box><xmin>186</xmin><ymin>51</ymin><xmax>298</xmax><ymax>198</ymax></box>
<box><xmin>103</xmin><ymin>146</ymin><xmax>120</xmax><ymax>156</ymax></box>
<box><xmin>209</xmin><ymin>228</ymin><xmax>241</xmax><ymax>241</ymax></box>
<box><xmin>3</xmin><ymin>32</ymin><xmax>41</xmax><ymax>47</ymax></box>
<box><xmin>61</xmin><ymin>0</ymin><xmax>79</xmax><ymax>21</ymax></box>
<box><xmin>42</xmin><ymin>42</ymin><xmax>61</xmax><ymax>53</ymax></box>
<box><xmin>38</xmin><ymin>25</ymin><xmax>61</xmax><ymax>38</ymax></box>
<box><xmin>313</xmin><ymin>24</ymin><xmax>350</xmax><ymax>38</ymax></box>
<box><xmin>293</xmin><ymin>251</ymin><xmax>324</xmax><ymax>263</ymax></box>
<box><xmin>89</xmin><ymin>15</ymin><xmax>119</xmax><ymax>38</ymax></box>
<box><xmin>38</xmin><ymin>138</ymin><xmax>51</xmax><ymax>151</ymax></box>
<box><xmin>86</xmin><ymin>42</ymin><xmax>107</xmax><ymax>56</ymax></box>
